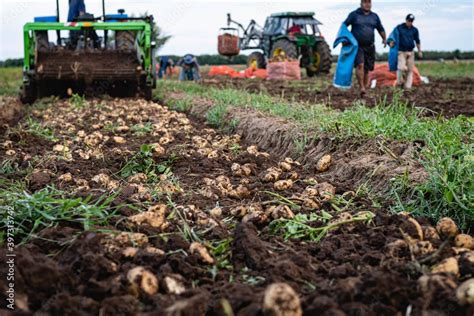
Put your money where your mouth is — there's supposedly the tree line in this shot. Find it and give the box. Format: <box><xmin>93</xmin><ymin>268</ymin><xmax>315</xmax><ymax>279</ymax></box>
<box><xmin>1</xmin><ymin>50</ymin><xmax>473</xmax><ymax>67</ymax></box>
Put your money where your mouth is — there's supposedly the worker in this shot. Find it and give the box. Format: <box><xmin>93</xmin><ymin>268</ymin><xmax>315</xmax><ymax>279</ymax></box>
<box><xmin>68</xmin><ymin>0</ymin><xmax>86</xmax><ymax>22</ymax></box>
<box><xmin>158</xmin><ymin>56</ymin><xmax>174</xmax><ymax>79</ymax></box>
<box><xmin>288</xmin><ymin>23</ymin><xmax>302</xmax><ymax>35</ymax></box>
<box><xmin>177</xmin><ymin>54</ymin><xmax>201</xmax><ymax>81</ymax></box>
<box><xmin>389</xmin><ymin>14</ymin><xmax>422</xmax><ymax>89</ymax></box>
<box><xmin>344</xmin><ymin>0</ymin><xmax>387</xmax><ymax>96</ymax></box>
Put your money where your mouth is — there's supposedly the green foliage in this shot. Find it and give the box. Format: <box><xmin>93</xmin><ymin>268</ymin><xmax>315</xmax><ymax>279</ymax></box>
<box><xmin>158</xmin><ymin>80</ymin><xmax>474</xmax><ymax>229</ymax></box>
<box><xmin>131</xmin><ymin>122</ymin><xmax>153</xmax><ymax>136</ymax></box>
<box><xmin>206</xmin><ymin>104</ymin><xmax>229</xmax><ymax>128</ymax></box>
<box><xmin>24</xmin><ymin>116</ymin><xmax>58</xmax><ymax>142</ymax></box>
<box><xmin>0</xmin><ymin>183</ymin><xmax>119</xmax><ymax>244</ymax></box>
<box><xmin>0</xmin><ymin>67</ymin><xmax>22</xmax><ymax>95</ymax></box>
<box><xmin>70</xmin><ymin>93</ymin><xmax>87</xmax><ymax>109</ymax></box>
<box><xmin>120</xmin><ymin>144</ymin><xmax>171</xmax><ymax>181</ymax></box>
<box><xmin>269</xmin><ymin>211</ymin><xmax>375</xmax><ymax>241</ymax></box>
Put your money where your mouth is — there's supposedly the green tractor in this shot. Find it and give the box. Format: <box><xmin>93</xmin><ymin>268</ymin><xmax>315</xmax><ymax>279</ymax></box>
<box><xmin>21</xmin><ymin>0</ymin><xmax>157</xmax><ymax>104</ymax></box>
<box><xmin>223</xmin><ymin>12</ymin><xmax>332</xmax><ymax>77</ymax></box>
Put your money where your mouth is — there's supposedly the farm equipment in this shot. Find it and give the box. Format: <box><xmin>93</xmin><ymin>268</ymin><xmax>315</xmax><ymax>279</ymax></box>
<box><xmin>20</xmin><ymin>0</ymin><xmax>157</xmax><ymax>104</ymax></box>
<box><xmin>219</xmin><ymin>12</ymin><xmax>332</xmax><ymax>77</ymax></box>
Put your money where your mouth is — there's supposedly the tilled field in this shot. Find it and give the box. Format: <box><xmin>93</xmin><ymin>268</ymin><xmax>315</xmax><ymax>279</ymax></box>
<box><xmin>0</xmin><ymin>97</ymin><xmax>473</xmax><ymax>315</ymax></box>
<box><xmin>200</xmin><ymin>77</ymin><xmax>474</xmax><ymax>118</ymax></box>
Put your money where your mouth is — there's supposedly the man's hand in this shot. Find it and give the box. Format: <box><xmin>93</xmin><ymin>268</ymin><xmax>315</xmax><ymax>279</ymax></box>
<box><xmin>418</xmin><ymin>51</ymin><xmax>423</xmax><ymax>59</ymax></box>
<box><xmin>389</xmin><ymin>41</ymin><xmax>395</xmax><ymax>48</ymax></box>
<box><xmin>382</xmin><ymin>39</ymin><xmax>387</xmax><ymax>48</ymax></box>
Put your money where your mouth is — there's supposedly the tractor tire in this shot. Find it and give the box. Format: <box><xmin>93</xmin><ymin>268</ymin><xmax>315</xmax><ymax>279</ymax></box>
<box><xmin>20</xmin><ymin>82</ymin><xmax>37</xmax><ymax>105</ymax></box>
<box><xmin>270</xmin><ymin>39</ymin><xmax>298</xmax><ymax>61</ymax></box>
<box><xmin>116</xmin><ymin>31</ymin><xmax>136</xmax><ymax>52</ymax></box>
<box><xmin>306</xmin><ymin>41</ymin><xmax>332</xmax><ymax>77</ymax></box>
<box><xmin>35</xmin><ymin>31</ymin><xmax>49</xmax><ymax>52</ymax></box>
<box><xmin>247</xmin><ymin>52</ymin><xmax>266</xmax><ymax>69</ymax></box>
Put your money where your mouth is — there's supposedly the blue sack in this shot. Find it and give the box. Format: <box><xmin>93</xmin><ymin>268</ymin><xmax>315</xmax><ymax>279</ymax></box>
<box><xmin>388</xmin><ymin>27</ymin><xmax>399</xmax><ymax>72</ymax></box>
<box><xmin>333</xmin><ymin>24</ymin><xmax>359</xmax><ymax>89</ymax></box>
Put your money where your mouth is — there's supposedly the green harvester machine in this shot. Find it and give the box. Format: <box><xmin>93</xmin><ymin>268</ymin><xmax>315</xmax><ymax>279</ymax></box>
<box><xmin>21</xmin><ymin>0</ymin><xmax>157</xmax><ymax>103</ymax></box>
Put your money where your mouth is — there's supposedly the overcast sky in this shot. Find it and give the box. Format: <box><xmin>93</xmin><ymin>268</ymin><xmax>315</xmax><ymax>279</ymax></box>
<box><xmin>0</xmin><ymin>0</ymin><xmax>473</xmax><ymax>59</ymax></box>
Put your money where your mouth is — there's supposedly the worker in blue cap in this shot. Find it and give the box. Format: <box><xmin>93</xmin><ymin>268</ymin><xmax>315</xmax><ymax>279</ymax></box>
<box><xmin>177</xmin><ymin>54</ymin><xmax>201</xmax><ymax>81</ymax></box>
<box><xmin>389</xmin><ymin>14</ymin><xmax>422</xmax><ymax>89</ymax></box>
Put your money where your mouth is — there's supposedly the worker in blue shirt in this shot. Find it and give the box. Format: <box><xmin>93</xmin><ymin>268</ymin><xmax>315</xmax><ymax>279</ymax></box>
<box><xmin>344</xmin><ymin>0</ymin><xmax>387</xmax><ymax>96</ymax></box>
<box><xmin>68</xmin><ymin>0</ymin><xmax>86</xmax><ymax>22</ymax></box>
<box><xmin>390</xmin><ymin>14</ymin><xmax>422</xmax><ymax>89</ymax></box>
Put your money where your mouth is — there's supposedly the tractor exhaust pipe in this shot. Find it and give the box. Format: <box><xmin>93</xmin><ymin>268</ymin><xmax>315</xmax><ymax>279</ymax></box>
<box><xmin>56</xmin><ymin>0</ymin><xmax>61</xmax><ymax>45</ymax></box>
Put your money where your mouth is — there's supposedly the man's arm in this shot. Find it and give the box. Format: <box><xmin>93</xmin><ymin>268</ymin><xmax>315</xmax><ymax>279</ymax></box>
<box><xmin>343</xmin><ymin>12</ymin><xmax>354</xmax><ymax>27</ymax></box>
<box><xmin>376</xmin><ymin>15</ymin><xmax>387</xmax><ymax>47</ymax></box>
<box><xmin>415</xmin><ymin>29</ymin><xmax>422</xmax><ymax>58</ymax></box>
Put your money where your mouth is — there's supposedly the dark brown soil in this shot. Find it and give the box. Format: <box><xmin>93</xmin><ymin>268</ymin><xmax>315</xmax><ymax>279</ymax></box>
<box><xmin>0</xmin><ymin>96</ymin><xmax>23</xmax><ymax>133</ymax></box>
<box><xmin>200</xmin><ymin>76</ymin><xmax>474</xmax><ymax>118</ymax></box>
<box><xmin>0</xmin><ymin>98</ymin><xmax>471</xmax><ymax>315</ymax></box>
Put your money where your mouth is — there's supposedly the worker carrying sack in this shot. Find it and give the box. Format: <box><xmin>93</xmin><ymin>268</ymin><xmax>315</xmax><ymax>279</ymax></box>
<box><xmin>267</xmin><ymin>60</ymin><xmax>301</xmax><ymax>80</ymax></box>
<box><xmin>218</xmin><ymin>28</ymin><xmax>240</xmax><ymax>56</ymax></box>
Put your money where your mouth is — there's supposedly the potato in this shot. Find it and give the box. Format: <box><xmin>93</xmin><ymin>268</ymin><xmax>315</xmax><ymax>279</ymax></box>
<box><xmin>274</xmin><ymin>180</ymin><xmax>294</xmax><ymax>191</ymax></box>
<box><xmin>122</xmin><ymin>247</ymin><xmax>138</xmax><ymax>258</ymax></box>
<box><xmin>413</xmin><ymin>241</ymin><xmax>435</xmax><ymax>256</ymax></box>
<box><xmin>317</xmin><ymin>182</ymin><xmax>336</xmax><ymax>201</ymax></box>
<box><xmin>316</xmin><ymin>154</ymin><xmax>332</xmax><ymax>172</ymax></box>
<box><xmin>247</xmin><ymin>145</ymin><xmax>259</xmax><ymax>155</ymax></box>
<box><xmin>263</xmin><ymin>167</ymin><xmax>282</xmax><ymax>182</ymax></box>
<box><xmin>127</xmin><ymin>266</ymin><xmax>158</xmax><ymax>296</ymax></box>
<box><xmin>58</xmin><ymin>173</ymin><xmax>73</xmax><ymax>182</ymax></box>
<box><xmin>401</xmin><ymin>217</ymin><xmax>424</xmax><ymax>240</ymax></box>
<box><xmin>454</xmin><ymin>234</ymin><xmax>474</xmax><ymax>250</ymax></box>
<box><xmin>418</xmin><ymin>274</ymin><xmax>457</xmax><ymax>295</ymax></box>
<box><xmin>128</xmin><ymin>204</ymin><xmax>168</xmax><ymax>229</ymax></box>
<box><xmin>267</xmin><ymin>205</ymin><xmax>295</xmax><ymax>220</ymax></box>
<box><xmin>436</xmin><ymin>217</ymin><xmax>459</xmax><ymax>239</ymax></box>
<box><xmin>456</xmin><ymin>279</ymin><xmax>474</xmax><ymax>305</ymax></box>
<box><xmin>113</xmin><ymin>136</ymin><xmax>126</xmax><ymax>144</ymax></box>
<box><xmin>163</xmin><ymin>275</ymin><xmax>186</xmax><ymax>295</ymax></box>
<box><xmin>189</xmin><ymin>242</ymin><xmax>214</xmax><ymax>265</ymax></box>
<box><xmin>423</xmin><ymin>226</ymin><xmax>440</xmax><ymax>241</ymax></box>
<box><xmin>53</xmin><ymin>144</ymin><xmax>69</xmax><ymax>152</ymax></box>
<box><xmin>431</xmin><ymin>257</ymin><xmax>459</xmax><ymax>276</ymax></box>
<box><xmin>210</xmin><ymin>206</ymin><xmax>223</xmax><ymax>218</ymax></box>
<box><xmin>279</xmin><ymin>161</ymin><xmax>292</xmax><ymax>172</ymax></box>
<box><xmin>263</xmin><ymin>283</ymin><xmax>302</xmax><ymax>316</ymax></box>
<box><xmin>145</xmin><ymin>247</ymin><xmax>165</xmax><ymax>256</ymax></box>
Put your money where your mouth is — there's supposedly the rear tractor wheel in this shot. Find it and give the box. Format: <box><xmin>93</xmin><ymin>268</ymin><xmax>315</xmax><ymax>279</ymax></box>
<box><xmin>306</xmin><ymin>41</ymin><xmax>332</xmax><ymax>77</ymax></box>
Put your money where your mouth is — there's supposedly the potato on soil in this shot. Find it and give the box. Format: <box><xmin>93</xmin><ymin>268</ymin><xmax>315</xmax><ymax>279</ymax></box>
<box><xmin>274</xmin><ymin>180</ymin><xmax>293</xmax><ymax>191</ymax></box>
<box><xmin>189</xmin><ymin>242</ymin><xmax>214</xmax><ymax>265</ymax></box>
<box><xmin>279</xmin><ymin>161</ymin><xmax>292</xmax><ymax>171</ymax></box>
<box><xmin>263</xmin><ymin>167</ymin><xmax>282</xmax><ymax>182</ymax></box>
<box><xmin>454</xmin><ymin>234</ymin><xmax>474</xmax><ymax>250</ymax></box>
<box><xmin>316</xmin><ymin>182</ymin><xmax>336</xmax><ymax>201</ymax></box>
<box><xmin>163</xmin><ymin>275</ymin><xmax>186</xmax><ymax>295</ymax></box>
<box><xmin>267</xmin><ymin>205</ymin><xmax>295</xmax><ymax>220</ymax></box>
<box><xmin>436</xmin><ymin>217</ymin><xmax>459</xmax><ymax>239</ymax></box>
<box><xmin>456</xmin><ymin>279</ymin><xmax>474</xmax><ymax>305</ymax></box>
<box><xmin>418</xmin><ymin>274</ymin><xmax>457</xmax><ymax>295</ymax></box>
<box><xmin>423</xmin><ymin>226</ymin><xmax>440</xmax><ymax>241</ymax></box>
<box><xmin>316</xmin><ymin>154</ymin><xmax>332</xmax><ymax>172</ymax></box>
<box><xmin>431</xmin><ymin>257</ymin><xmax>459</xmax><ymax>276</ymax></box>
<box><xmin>128</xmin><ymin>204</ymin><xmax>168</xmax><ymax>229</ymax></box>
<box><xmin>113</xmin><ymin>136</ymin><xmax>126</xmax><ymax>144</ymax></box>
<box><xmin>127</xmin><ymin>267</ymin><xmax>159</xmax><ymax>296</ymax></box>
<box><xmin>400</xmin><ymin>217</ymin><xmax>424</xmax><ymax>240</ymax></box>
<box><xmin>263</xmin><ymin>283</ymin><xmax>302</xmax><ymax>316</ymax></box>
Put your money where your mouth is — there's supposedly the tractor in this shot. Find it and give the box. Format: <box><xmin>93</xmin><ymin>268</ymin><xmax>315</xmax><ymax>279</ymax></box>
<box><xmin>20</xmin><ymin>0</ymin><xmax>157</xmax><ymax>104</ymax></box>
<box><xmin>222</xmin><ymin>12</ymin><xmax>332</xmax><ymax>77</ymax></box>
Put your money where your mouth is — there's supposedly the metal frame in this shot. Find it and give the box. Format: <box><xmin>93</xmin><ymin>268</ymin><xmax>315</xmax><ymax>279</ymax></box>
<box><xmin>23</xmin><ymin>21</ymin><xmax>153</xmax><ymax>84</ymax></box>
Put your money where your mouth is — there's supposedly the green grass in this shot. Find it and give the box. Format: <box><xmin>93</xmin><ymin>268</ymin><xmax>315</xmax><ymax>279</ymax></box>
<box><xmin>157</xmin><ymin>80</ymin><xmax>474</xmax><ymax>230</ymax></box>
<box><xmin>0</xmin><ymin>181</ymin><xmax>120</xmax><ymax>244</ymax></box>
<box><xmin>119</xmin><ymin>144</ymin><xmax>172</xmax><ymax>182</ymax></box>
<box><xmin>0</xmin><ymin>67</ymin><xmax>21</xmax><ymax>96</ymax></box>
<box><xmin>24</xmin><ymin>116</ymin><xmax>59</xmax><ymax>142</ymax></box>
<box><xmin>416</xmin><ymin>61</ymin><xmax>474</xmax><ymax>79</ymax></box>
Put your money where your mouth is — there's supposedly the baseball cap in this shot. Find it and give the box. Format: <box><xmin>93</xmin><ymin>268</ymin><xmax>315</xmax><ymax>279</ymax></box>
<box><xmin>406</xmin><ymin>14</ymin><xmax>415</xmax><ymax>22</ymax></box>
<box><xmin>184</xmin><ymin>54</ymin><xmax>194</xmax><ymax>64</ymax></box>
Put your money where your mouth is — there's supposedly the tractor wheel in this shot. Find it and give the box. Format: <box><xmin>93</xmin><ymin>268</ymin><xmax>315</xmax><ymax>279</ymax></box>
<box><xmin>270</xmin><ymin>39</ymin><xmax>298</xmax><ymax>61</ymax></box>
<box><xmin>307</xmin><ymin>41</ymin><xmax>332</xmax><ymax>76</ymax></box>
<box><xmin>247</xmin><ymin>52</ymin><xmax>266</xmax><ymax>69</ymax></box>
<box><xmin>20</xmin><ymin>82</ymin><xmax>37</xmax><ymax>105</ymax></box>
<box><xmin>35</xmin><ymin>31</ymin><xmax>49</xmax><ymax>52</ymax></box>
<box><xmin>116</xmin><ymin>31</ymin><xmax>136</xmax><ymax>52</ymax></box>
